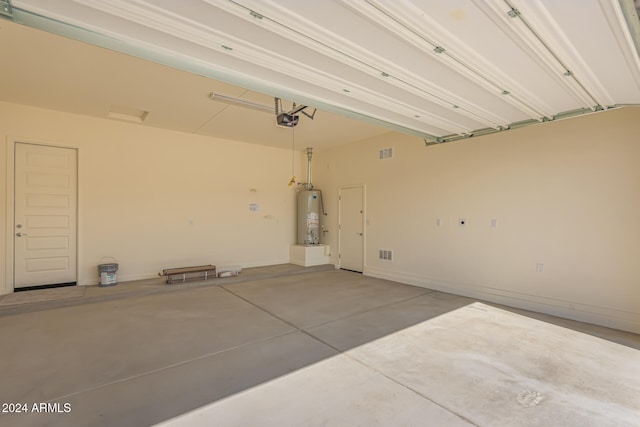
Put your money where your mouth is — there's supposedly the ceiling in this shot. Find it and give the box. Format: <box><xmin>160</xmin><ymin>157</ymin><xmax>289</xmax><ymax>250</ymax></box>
<box><xmin>2</xmin><ymin>0</ymin><xmax>640</xmax><ymax>148</ymax></box>
<box><xmin>0</xmin><ymin>20</ymin><xmax>390</xmax><ymax>151</ymax></box>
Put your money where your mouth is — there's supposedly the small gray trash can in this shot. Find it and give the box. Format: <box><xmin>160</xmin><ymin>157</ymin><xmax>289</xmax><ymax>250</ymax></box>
<box><xmin>98</xmin><ymin>263</ymin><xmax>118</xmax><ymax>286</ymax></box>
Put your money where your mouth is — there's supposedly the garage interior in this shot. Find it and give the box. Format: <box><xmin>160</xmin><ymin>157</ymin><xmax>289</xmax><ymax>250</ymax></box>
<box><xmin>1</xmin><ymin>1</ymin><xmax>640</xmax><ymax>426</ymax></box>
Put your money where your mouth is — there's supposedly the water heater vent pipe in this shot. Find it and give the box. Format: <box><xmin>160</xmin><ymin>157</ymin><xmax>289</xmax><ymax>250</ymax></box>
<box><xmin>306</xmin><ymin>147</ymin><xmax>313</xmax><ymax>189</ymax></box>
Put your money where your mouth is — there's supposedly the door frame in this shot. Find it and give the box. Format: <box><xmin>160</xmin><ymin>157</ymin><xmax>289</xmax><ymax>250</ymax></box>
<box><xmin>337</xmin><ymin>184</ymin><xmax>366</xmax><ymax>272</ymax></box>
<box><xmin>4</xmin><ymin>138</ymin><xmax>80</xmax><ymax>294</ymax></box>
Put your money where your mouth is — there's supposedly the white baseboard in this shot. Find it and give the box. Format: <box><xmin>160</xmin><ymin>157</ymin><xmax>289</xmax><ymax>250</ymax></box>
<box><xmin>364</xmin><ymin>266</ymin><xmax>640</xmax><ymax>334</ymax></box>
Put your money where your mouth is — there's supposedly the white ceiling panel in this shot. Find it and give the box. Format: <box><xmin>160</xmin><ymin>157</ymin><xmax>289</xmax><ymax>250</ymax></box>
<box><xmin>526</xmin><ymin>0</ymin><xmax>640</xmax><ymax>103</ymax></box>
<box><xmin>5</xmin><ymin>0</ymin><xmax>640</xmax><ymax>143</ymax></box>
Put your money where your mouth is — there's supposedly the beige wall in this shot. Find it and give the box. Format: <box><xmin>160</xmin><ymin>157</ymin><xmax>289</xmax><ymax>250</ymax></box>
<box><xmin>314</xmin><ymin>107</ymin><xmax>640</xmax><ymax>333</ymax></box>
<box><xmin>1</xmin><ymin>101</ymin><xmax>301</xmax><ymax>292</ymax></box>
<box><xmin>2</xmin><ymin>100</ymin><xmax>639</xmax><ymax>333</ymax></box>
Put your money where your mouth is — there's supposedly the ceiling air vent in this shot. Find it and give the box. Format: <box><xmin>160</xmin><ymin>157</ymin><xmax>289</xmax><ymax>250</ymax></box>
<box><xmin>379</xmin><ymin>147</ymin><xmax>393</xmax><ymax>160</ymax></box>
<box><xmin>378</xmin><ymin>249</ymin><xmax>393</xmax><ymax>261</ymax></box>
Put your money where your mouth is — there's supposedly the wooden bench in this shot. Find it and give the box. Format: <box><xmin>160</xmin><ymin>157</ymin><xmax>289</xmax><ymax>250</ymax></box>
<box><xmin>161</xmin><ymin>265</ymin><xmax>217</xmax><ymax>284</ymax></box>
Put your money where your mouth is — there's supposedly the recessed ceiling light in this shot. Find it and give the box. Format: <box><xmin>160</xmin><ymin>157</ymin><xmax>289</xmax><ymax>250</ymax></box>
<box><xmin>209</xmin><ymin>92</ymin><xmax>273</xmax><ymax>112</ymax></box>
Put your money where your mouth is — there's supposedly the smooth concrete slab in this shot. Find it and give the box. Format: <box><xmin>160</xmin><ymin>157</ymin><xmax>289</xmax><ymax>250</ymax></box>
<box><xmin>0</xmin><ymin>286</ymin><xmax>295</xmax><ymax>404</ymax></box>
<box><xmin>156</xmin><ymin>354</ymin><xmax>474</xmax><ymax>427</ymax></box>
<box><xmin>4</xmin><ymin>332</ymin><xmax>336</xmax><ymax>427</ymax></box>
<box><xmin>0</xmin><ymin>264</ymin><xmax>335</xmax><ymax>316</ymax></box>
<box><xmin>1</xmin><ymin>269</ymin><xmax>638</xmax><ymax>427</ymax></box>
<box><xmin>496</xmin><ymin>304</ymin><xmax>640</xmax><ymax>350</ymax></box>
<box><xmin>0</xmin><ymin>286</ymin><xmax>85</xmax><ymax>306</ymax></box>
<box><xmin>308</xmin><ymin>291</ymin><xmax>476</xmax><ymax>351</ymax></box>
<box><xmin>224</xmin><ymin>269</ymin><xmax>430</xmax><ymax>328</ymax></box>
<box><xmin>346</xmin><ymin>302</ymin><xmax>640</xmax><ymax>427</ymax></box>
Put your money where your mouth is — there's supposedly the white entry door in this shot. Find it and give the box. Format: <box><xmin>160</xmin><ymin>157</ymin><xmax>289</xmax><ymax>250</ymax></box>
<box><xmin>339</xmin><ymin>186</ymin><xmax>364</xmax><ymax>272</ymax></box>
<box><xmin>14</xmin><ymin>143</ymin><xmax>77</xmax><ymax>289</ymax></box>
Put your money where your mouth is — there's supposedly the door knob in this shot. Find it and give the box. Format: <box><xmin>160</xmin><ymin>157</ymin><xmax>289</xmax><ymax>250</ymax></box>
<box><xmin>16</xmin><ymin>232</ymin><xmax>28</xmax><ymax>237</ymax></box>
<box><xmin>357</xmin><ymin>232</ymin><xmax>363</xmax><ymax>236</ymax></box>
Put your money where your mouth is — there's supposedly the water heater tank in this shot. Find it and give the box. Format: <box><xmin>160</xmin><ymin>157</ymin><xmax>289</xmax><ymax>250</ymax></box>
<box><xmin>297</xmin><ymin>190</ymin><xmax>322</xmax><ymax>245</ymax></box>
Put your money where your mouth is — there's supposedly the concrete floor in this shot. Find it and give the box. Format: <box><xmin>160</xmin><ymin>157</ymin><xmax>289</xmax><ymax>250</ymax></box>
<box><xmin>0</xmin><ymin>265</ymin><xmax>638</xmax><ymax>426</ymax></box>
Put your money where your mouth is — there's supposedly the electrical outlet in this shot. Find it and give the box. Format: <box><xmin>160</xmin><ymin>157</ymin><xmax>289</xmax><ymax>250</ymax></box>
<box><xmin>536</xmin><ymin>263</ymin><xmax>544</xmax><ymax>273</ymax></box>
<box><xmin>490</xmin><ymin>218</ymin><xmax>498</xmax><ymax>228</ymax></box>
<box><xmin>436</xmin><ymin>218</ymin><xmax>442</xmax><ymax>227</ymax></box>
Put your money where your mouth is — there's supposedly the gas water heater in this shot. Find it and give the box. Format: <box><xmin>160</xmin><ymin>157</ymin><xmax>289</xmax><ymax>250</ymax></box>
<box><xmin>297</xmin><ymin>189</ymin><xmax>322</xmax><ymax>245</ymax></box>
<box><xmin>297</xmin><ymin>147</ymin><xmax>322</xmax><ymax>245</ymax></box>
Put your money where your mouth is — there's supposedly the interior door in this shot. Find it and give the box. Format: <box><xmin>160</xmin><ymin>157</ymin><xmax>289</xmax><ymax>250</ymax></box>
<box><xmin>339</xmin><ymin>186</ymin><xmax>364</xmax><ymax>272</ymax></box>
<box><xmin>14</xmin><ymin>143</ymin><xmax>77</xmax><ymax>289</ymax></box>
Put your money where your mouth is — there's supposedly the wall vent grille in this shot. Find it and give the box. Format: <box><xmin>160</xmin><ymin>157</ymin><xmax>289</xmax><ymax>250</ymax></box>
<box><xmin>378</xmin><ymin>249</ymin><xmax>393</xmax><ymax>261</ymax></box>
<box><xmin>379</xmin><ymin>147</ymin><xmax>393</xmax><ymax>160</ymax></box>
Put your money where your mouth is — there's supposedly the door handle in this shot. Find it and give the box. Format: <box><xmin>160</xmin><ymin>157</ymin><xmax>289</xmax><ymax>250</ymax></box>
<box><xmin>16</xmin><ymin>232</ymin><xmax>28</xmax><ymax>237</ymax></box>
